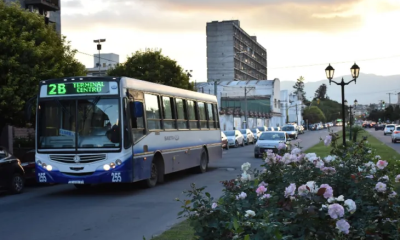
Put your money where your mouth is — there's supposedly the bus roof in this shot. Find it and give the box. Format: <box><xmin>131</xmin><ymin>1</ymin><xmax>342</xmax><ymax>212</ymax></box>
<box><xmin>39</xmin><ymin>76</ymin><xmax>217</xmax><ymax>103</ymax></box>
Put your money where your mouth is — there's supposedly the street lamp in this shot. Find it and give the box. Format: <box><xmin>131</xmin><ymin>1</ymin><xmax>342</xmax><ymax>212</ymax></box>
<box><xmin>345</xmin><ymin>99</ymin><xmax>358</xmax><ymax>141</ymax></box>
<box><xmin>93</xmin><ymin>39</ymin><xmax>106</xmax><ymax>76</ymax></box>
<box><xmin>325</xmin><ymin>63</ymin><xmax>360</xmax><ymax>146</ymax></box>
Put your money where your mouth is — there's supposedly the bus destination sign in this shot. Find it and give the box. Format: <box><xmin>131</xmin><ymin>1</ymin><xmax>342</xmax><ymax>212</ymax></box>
<box><xmin>47</xmin><ymin>82</ymin><xmax>110</xmax><ymax>95</ymax></box>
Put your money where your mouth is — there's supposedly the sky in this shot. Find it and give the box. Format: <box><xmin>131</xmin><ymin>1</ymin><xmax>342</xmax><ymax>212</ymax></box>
<box><xmin>62</xmin><ymin>0</ymin><xmax>400</xmax><ymax>84</ymax></box>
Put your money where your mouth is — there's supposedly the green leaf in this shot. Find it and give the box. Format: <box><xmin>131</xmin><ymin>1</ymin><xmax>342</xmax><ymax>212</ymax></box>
<box><xmin>233</xmin><ymin>218</ymin><xmax>239</xmax><ymax>230</ymax></box>
<box><xmin>205</xmin><ymin>192</ymin><xmax>211</xmax><ymax>198</ymax></box>
<box><xmin>185</xmin><ymin>200</ymin><xmax>191</xmax><ymax>206</ymax></box>
<box><xmin>244</xmin><ymin>235</ymin><xmax>250</xmax><ymax>240</ymax></box>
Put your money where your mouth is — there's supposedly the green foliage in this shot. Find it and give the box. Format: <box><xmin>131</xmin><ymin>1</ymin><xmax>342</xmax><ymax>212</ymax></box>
<box><xmin>292</xmin><ymin>76</ymin><xmax>308</xmax><ymax>104</ymax></box>
<box><xmin>314</xmin><ymin>83</ymin><xmax>327</xmax><ymax>100</ymax></box>
<box><xmin>368</xmin><ymin>105</ymin><xmax>400</xmax><ymax>123</ymax></box>
<box><xmin>0</xmin><ymin>2</ymin><xmax>86</xmax><ymax>129</ymax></box>
<box><xmin>178</xmin><ymin>135</ymin><xmax>400</xmax><ymax>239</ymax></box>
<box><xmin>107</xmin><ymin>49</ymin><xmax>194</xmax><ymax>90</ymax></box>
<box><xmin>313</xmin><ymin>98</ymin><xmax>344</xmax><ymax>123</ymax></box>
<box><xmin>303</xmin><ymin>106</ymin><xmax>326</xmax><ymax>123</ymax></box>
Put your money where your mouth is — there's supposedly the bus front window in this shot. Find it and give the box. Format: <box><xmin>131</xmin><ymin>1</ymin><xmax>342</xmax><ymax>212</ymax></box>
<box><xmin>38</xmin><ymin>98</ymin><xmax>121</xmax><ymax>149</ymax></box>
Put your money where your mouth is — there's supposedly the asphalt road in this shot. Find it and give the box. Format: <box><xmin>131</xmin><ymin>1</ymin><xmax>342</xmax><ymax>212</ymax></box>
<box><xmin>365</xmin><ymin>128</ymin><xmax>400</xmax><ymax>154</ymax></box>
<box><xmin>0</xmin><ymin>128</ymin><xmax>335</xmax><ymax>240</ymax></box>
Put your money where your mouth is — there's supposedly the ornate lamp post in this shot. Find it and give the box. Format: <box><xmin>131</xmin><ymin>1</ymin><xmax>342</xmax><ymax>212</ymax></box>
<box><xmin>325</xmin><ymin>63</ymin><xmax>360</xmax><ymax>146</ymax></box>
<box><xmin>93</xmin><ymin>39</ymin><xmax>106</xmax><ymax>76</ymax></box>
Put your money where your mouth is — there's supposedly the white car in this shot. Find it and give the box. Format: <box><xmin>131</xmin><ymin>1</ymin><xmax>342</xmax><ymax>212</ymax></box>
<box><xmin>239</xmin><ymin>129</ymin><xmax>255</xmax><ymax>145</ymax></box>
<box><xmin>223</xmin><ymin>130</ymin><xmax>245</xmax><ymax>148</ymax></box>
<box><xmin>281</xmin><ymin>125</ymin><xmax>298</xmax><ymax>139</ymax></box>
<box><xmin>254</xmin><ymin>131</ymin><xmax>290</xmax><ymax>158</ymax></box>
<box><xmin>250</xmin><ymin>128</ymin><xmax>261</xmax><ymax>142</ymax></box>
<box><xmin>391</xmin><ymin>126</ymin><xmax>400</xmax><ymax>143</ymax></box>
<box><xmin>384</xmin><ymin>124</ymin><xmax>396</xmax><ymax>135</ymax></box>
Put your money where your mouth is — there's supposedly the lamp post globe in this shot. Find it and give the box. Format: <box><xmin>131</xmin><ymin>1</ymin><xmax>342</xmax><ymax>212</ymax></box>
<box><xmin>325</xmin><ymin>64</ymin><xmax>335</xmax><ymax>83</ymax></box>
<box><xmin>344</xmin><ymin>99</ymin><xmax>348</xmax><ymax>105</ymax></box>
<box><xmin>351</xmin><ymin>63</ymin><xmax>360</xmax><ymax>79</ymax></box>
<box><xmin>354</xmin><ymin>99</ymin><xmax>358</xmax><ymax>106</ymax></box>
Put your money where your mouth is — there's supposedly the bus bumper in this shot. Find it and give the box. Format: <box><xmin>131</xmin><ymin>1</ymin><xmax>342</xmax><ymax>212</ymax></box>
<box><xmin>35</xmin><ymin>161</ymin><xmax>133</xmax><ymax>184</ymax></box>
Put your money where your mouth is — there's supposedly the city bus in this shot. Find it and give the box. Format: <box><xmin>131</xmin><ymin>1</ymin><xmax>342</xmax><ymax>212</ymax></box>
<box><xmin>32</xmin><ymin>76</ymin><xmax>222</xmax><ymax>189</ymax></box>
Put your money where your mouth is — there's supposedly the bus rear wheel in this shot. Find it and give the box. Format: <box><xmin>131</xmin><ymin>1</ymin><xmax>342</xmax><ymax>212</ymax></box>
<box><xmin>196</xmin><ymin>149</ymin><xmax>208</xmax><ymax>173</ymax></box>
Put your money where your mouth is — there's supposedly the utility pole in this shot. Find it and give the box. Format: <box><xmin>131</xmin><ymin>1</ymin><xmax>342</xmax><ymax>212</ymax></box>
<box><xmin>387</xmin><ymin>92</ymin><xmax>398</xmax><ymax>105</ymax></box>
<box><xmin>93</xmin><ymin>39</ymin><xmax>106</xmax><ymax>76</ymax></box>
<box><xmin>244</xmin><ymin>86</ymin><xmax>255</xmax><ymax>129</ymax></box>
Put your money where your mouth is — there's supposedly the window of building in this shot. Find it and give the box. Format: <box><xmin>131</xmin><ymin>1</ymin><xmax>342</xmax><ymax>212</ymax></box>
<box><xmin>176</xmin><ymin>98</ymin><xmax>188</xmax><ymax>129</ymax></box>
<box><xmin>187</xmin><ymin>100</ymin><xmax>199</xmax><ymax>129</ymax></box>
<box><xmin>103</xmin><ymin>63</ymin><xmax>106</xmax><ymax>67</ymax></box>
<box><xmin>144</xmin><ymin>94</ymin><xmax>161</xmax><ymax>130</ymax></box>
<box><xmin>162</xmin><ymin>96</ymin><xmax>176</xmax><ymax>129</ymax></box>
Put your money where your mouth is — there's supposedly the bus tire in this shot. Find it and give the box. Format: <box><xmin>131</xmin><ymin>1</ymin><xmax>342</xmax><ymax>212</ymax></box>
<box><xmin>196</xmin><ymin>149</ymin><xmax>208</xmax><ymax>173</ymax></box>
<box><xmin>74</xmin><ymin>184</ymin><xmax>92</xmax><ymax>190</ymax></box>
<box><xmin>145</xmin><ymin>157</ymin><xmax>164</xmax><ymax>188</ymax></box>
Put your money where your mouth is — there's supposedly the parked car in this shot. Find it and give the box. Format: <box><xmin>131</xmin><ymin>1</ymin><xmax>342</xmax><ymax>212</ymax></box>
<box><xmin>223</xmin><ymin>130</ymin><xmax>245</xmax><ymax>148</ymax></box>
<box><xmin>250</xmin><ymin>128</ymin><xmax>261</xmax><ymax>142</ymax></box>
<box><xmin>281</xmin><ymin>125</ymin><xmax>298</xmax><ymax>139</ymax></box>
<box><xmin>0</xmin><ymin>146</ymin><xmax>25</xmax><ymax>194</ymax></box>
<box><xmin>267</xmin><ymin>127</ymin><xmax>275</xmax><ymax>131</ymax></box>
<box><xmin>298</xmin><ymin>125</ymin><xmax>305</xmax><ymax>134</ymax></box>
<box><xmin>221</xmin><ymin>131</ymin><xmax>229</xmax><ymax>150</ymax></box>
<box><xmin>254</xmin><ymin>131</ymin><xmax>290</xmax><ymax>158</ymax></box>
<box><xmin>239</xmin><ymin>129</ymin><xmax>255</xmax><ymax>145</ymax></box>
<box><xmin>375</xmin><ymin>124</ymin><xmax>385</xmax><ymax>131</ymax></box>
<box><xmin>391</xmin><ymin>126</ymin><xmax>400</xmax><ymax>143</ymax></box>
<box><xmin>257</xmin><ymin>126</ymin><xmax>268</xmax><ymax>132</ymax></box>
<box><xmin>384</xmin><ymin>124</ymin><xmax>396</xmax><ymax>135</ymax></box>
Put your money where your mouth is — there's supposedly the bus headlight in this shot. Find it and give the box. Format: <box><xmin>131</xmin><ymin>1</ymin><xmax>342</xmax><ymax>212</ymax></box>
<box><xmin>110</xmin><ymin>162</ymin><xmax>116</xmax><ymax>169</ymax></box>
<box><xmin>46</xmin><ymin>165</ymin><xmax>53</xmax><ymax>171</ymax></box>
<box><xmin>116</xmin><ymin>159</ymin><xmax>122</xmax><ymax>166</ymax></box>
<box><xmin>103</xmin><ymin>164</ymin><xmax>110</xmax><ymax>171</ymax></box>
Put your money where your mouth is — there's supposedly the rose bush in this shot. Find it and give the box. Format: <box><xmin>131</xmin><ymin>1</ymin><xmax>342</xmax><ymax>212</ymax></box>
<box><xmin>177</xmin><ymin>132</ymin><xmax>400</xmax><ymax>240</ymax></box>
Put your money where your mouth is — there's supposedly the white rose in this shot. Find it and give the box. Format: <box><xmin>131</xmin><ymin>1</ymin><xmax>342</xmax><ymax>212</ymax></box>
<box><xmin>241</xmin><ymin>162</ymin><xmax>251</xmax><ymax>172</ymax></box>
<box><xmin>244</xmin><ymin>210</ymin><xmax>256</xmax><ymax>217</ymax></box>
<box><xmin>344</xmin><ymin>199</ymin><xmax>357</xmax><ymax>214</ymax></box>
<box><xmin>335</xmin><ymin>195</ymin><xmax>345</xmax><ymax>202</ymax></box>
<box><xmin>306</xmin><ymin>181</ymin><xmax>319</xmax><ymax>193</ymax></box>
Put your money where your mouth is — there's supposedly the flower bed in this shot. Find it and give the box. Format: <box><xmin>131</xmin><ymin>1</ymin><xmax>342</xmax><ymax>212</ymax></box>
<box><xmin>178</xmin><ymin>133</ymin><xmax>400</xmax><ymax>239</ymax></box>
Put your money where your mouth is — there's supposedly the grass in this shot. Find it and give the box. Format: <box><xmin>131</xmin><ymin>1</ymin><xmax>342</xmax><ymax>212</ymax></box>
<box><xmin>149</xmin><ymin>220</ymin><xmax>194</xmax><ymax>240</ymax></box>
<box><xmin>152</xmin><ymin>129</ymin><xmax>400</xmax><ymax>240</ymax></box>
<box><xmin>305</xmin><ymin>129</ymin><xmax>400</xmax><ymax>162</ymax></box>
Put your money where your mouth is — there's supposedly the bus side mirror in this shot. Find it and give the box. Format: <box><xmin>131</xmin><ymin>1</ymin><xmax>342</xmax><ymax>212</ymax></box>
<box><xmin>25</xmin><ymin>95</ymin><xmax>37</xmax><ymax>121</ymax></box>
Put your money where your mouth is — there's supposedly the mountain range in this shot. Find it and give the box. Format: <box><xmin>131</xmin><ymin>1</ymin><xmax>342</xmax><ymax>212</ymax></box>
<box><xmin>280</xmin><ymin>73</ymin><xmax>400</xmax><ymax>105</ymax></box>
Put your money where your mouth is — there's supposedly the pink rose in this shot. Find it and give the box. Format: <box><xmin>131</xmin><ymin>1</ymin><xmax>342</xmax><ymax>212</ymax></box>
<box><xmin>376</xmin><ymin>160</ymin><xmax>388</xmax><ymax>169</ymax></box>
<box><xmin>256</xmin><ymin>185</ymin><xmax>267</xmax><ymax>196</ymax></box>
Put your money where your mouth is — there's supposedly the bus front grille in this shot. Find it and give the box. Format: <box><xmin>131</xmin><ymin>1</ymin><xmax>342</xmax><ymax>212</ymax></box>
<box><xmin>50</xmin><ymin>154</ymin><xmax>107</xmax><ymax>163</ymax></box>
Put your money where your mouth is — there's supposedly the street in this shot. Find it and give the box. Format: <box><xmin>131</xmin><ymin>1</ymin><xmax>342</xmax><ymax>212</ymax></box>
<box><xmin>365</xmin><ymin>128</ymin><xmax>400</xmax><ymax>154</ymax></box>
<box><xmin>0</xmin><ymin>129</ymin><xmax>333</xmax><ymax>240</ymax></box>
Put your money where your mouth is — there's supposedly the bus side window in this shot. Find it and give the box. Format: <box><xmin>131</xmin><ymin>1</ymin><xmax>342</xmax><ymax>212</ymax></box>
<box><xmin>213</xmin><ymin>104</ymin><xmax>220</xmax><ymax>129</ymax></box>
<box><xmin>129</xmin><ymin>101</ymin><xmax>146</xmax><ymax>143</ymax></box>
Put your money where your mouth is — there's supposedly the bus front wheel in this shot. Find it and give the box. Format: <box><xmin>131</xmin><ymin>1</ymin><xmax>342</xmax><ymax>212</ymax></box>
<box><xmin>145</xmin><ymin>158</ymin><xmax>164</xmax><ymax>188</ymax></box>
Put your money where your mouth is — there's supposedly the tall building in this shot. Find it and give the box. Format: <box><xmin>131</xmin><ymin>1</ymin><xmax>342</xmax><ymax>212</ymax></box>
<box><xmin>206</xmin><ymin>20</ymin><xmax>267</xmax><ymax>82</ymax></box>
<box><xmin>5</xmin><ymin>0</ymin><xmax>61</xmax><ymax>34</ymax></box>
<box><xmin>86</xmin><ymin>53</ymin><xmax>119</xmax><ymax>77</ymax></box>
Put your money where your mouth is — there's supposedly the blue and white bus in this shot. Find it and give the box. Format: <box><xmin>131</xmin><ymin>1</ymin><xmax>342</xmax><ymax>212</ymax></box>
<box><xmin>34</xmin><ymin>76</ymin><xmax>222</xmax><ymax>188</ymax></box>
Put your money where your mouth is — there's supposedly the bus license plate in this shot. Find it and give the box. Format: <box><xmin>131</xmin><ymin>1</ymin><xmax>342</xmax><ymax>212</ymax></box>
<box><xmin>68</xmin><ymin>180</ymin><xmax>84</xmax><ymax>184</ymax></box>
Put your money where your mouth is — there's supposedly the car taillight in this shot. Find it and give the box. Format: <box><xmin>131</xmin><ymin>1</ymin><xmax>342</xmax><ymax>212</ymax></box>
<box><xmin>394</xmin><ymin>131</ymin><xmax>400</xmax><ymax>134</ymax></box>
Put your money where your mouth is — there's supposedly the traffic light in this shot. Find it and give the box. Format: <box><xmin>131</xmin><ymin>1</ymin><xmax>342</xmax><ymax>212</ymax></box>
<box><xmin>382</xmin><ymin>101</ymin><xmax>385</xmax><ymax>108</ymax></box>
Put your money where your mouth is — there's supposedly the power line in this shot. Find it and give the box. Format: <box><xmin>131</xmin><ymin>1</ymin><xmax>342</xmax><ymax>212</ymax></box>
<box><xmin>76</xmin><ymin>51</ymin><xmax>119</xmax><ymax>63</ymax></box>
<box><xmin>269</xmin><ymin>54</ymin><xmax>400</xmax><ymax>69</ymax></box>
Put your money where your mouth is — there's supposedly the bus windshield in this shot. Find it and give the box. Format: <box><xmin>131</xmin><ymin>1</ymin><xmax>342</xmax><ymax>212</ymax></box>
<box><xmin>37</xmin><ymin>97</ymin><xmax>120</xmax><ymax>149</ymax></box>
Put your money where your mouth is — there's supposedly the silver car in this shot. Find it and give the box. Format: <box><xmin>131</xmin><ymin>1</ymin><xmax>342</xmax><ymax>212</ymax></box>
<box><xmin>223</xmin><ymin>130</ymin><xmax>245</xmax><ymax>148</ymax></box>
<box><xmin>384</xmin><ymin>124</ymin><xmax>396</xmax><ymax>135</ymax></box>
<box><xmin>254</xmin><ymin>131</ymin><xmax>289</xmax><ymax>158</ymax></box>
<box><xmin>391</xmin><ymin>126</ymin><xmax>400</xmax><ymax>143</ymax></box>
<box><xmin>281</xmin><ymin>125</ymin><xmax>298</xmax><ymax>139</ymax></box>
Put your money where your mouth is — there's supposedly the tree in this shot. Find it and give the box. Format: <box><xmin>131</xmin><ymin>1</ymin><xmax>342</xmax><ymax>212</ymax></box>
<box><xmin>302</xmin><ymin>106</ymin><xmax>326</xmax><ymax>123</ymax></box>
<box><xmin>292</xmin><ymin>76</ymin><xmax>308</xmax><ymax>105</ymax></box>
<box><xmin>314</xmin><ymin>83</ymin><xmax>327</xmax><ymax>100</ymax></box>
<box><xmin>108</xmin><ymin>49</ymin><xmax>194</xmax><ymax>90</ymax></box>
<box><xmin>0</xmin><ymin>2</ymin><xmax>86</xmax><ymax>131</ymax></box>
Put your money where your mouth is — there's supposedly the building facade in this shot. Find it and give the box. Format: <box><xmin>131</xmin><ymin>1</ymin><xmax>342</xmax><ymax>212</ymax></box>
<box><xmin>196</xmin><ymin>79</ymin><xmax>282</xmax><ymax>131</ymax></box>
<box><xmin>206</xmin><ymin>20</ymin><xmax>267</xmax><ymax>82</ymax></box>
<box><xmin>280</xmin><ymin>91</ymin><xmax>304</xmax><ymax>126</ymax></box>
<box><xmin>86</xmin><ymin>53</ymin><xmax>119</xmax><ymax>77</ymax></box>
<box><xmin>6</xmin><ymin>0</ymin><xmax>61</xmax><ymax>34</ymax></box>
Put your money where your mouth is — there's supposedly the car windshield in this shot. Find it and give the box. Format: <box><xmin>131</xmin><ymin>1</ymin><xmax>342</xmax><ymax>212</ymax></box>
<box><xmin>282</xmin><ymin>126</ymin><xmax>295</xmax><ymax>131</ymax></box>
<box><xmin>37</xmin><ymin>97</ymin><xmax>120</xmax><ymax>149</ymax></box>
<box><xmin>239</xmin><ymin>129</ymin><xmax>247</xmax><ymax>134</ymax></box>
<box><xmin>251</xmin><ymin>129</ymin><xmax>257</xmax><ymax>133</ymax></box>
<box><xmin>387</xmin><ymin>125</ymin><xmax>395</xmax><ymax>128</ymax></box>
<box><xmin>224</xmin><ymin>131</ymin><xmax>235</xmax><ymax>136</ymax></box>
<box><xmin>397</xmin><ymin>127</ymin><xmax>400</xmax><ymax>131</ymax></box>
<box><xmin>259</xmin><ymin>132</ymin><xmax>285</xmax><ymax>140</ymax></box>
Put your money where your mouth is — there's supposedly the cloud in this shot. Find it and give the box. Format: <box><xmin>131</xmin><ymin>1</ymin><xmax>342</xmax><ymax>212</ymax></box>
<box><xmin>62</xmin><ymin>0</ymin><xmax>396</xmax><ymax>33</ymax></box>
